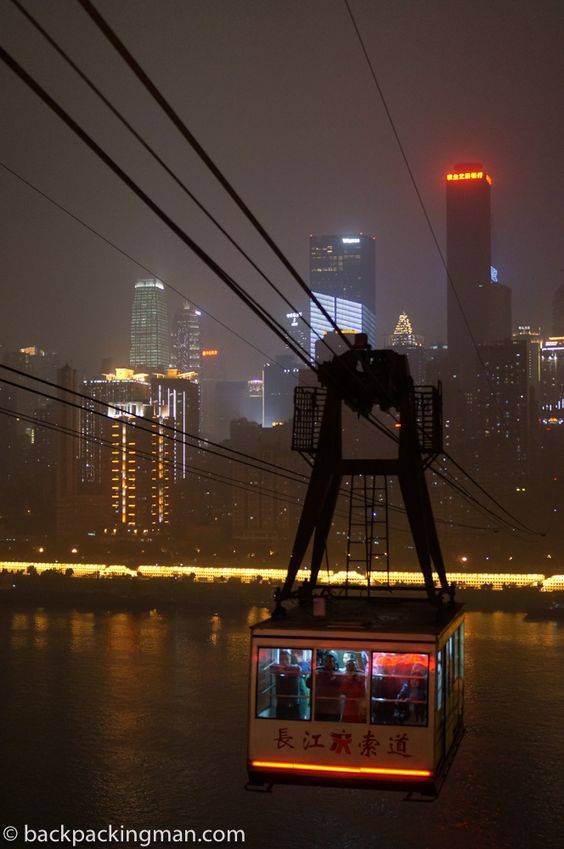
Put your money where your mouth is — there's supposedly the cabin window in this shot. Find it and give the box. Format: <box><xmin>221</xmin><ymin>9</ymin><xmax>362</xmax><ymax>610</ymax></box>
<box><xmin>311</xmin><ymin>650</ymin><xmax>369</xmax><ymax>723</ymax></box>
<box><xmin>437</xmin><ymin>649</ymin><xmax>444</xmax><ymax>711</ymax></box>
<box><xmin>371</xmin><ymin>652</ymin><xmax>429</xmax><ymax>726</ymax></box>
<box><xmin>455</xmin><ymin>623</ymin><xmax>465</xmax><ymax>679</ymax></box>
<box><xmin>256</xmin><ymin>647</ymin><xmax>312</xmax><ymax>720</ymax></box>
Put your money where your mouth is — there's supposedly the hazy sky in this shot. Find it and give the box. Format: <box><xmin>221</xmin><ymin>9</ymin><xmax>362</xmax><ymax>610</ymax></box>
<box><xmin>1</xmin><ymin>0</ymin><xmax>563</xmax><ymax>378</ymax></box>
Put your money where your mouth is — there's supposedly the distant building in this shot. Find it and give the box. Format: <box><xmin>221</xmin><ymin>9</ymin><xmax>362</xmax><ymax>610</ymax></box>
<box><xmin>285</xmin><ymin>311</ymin><xmax>309</xmax><ymax>358</ymax></box>
<box><xmin>513</xmin><ymin>325</ymin><xmax>541</xmax><ymax>387</ymax></box>
<box><xmin>309</xmin><ymin>234</ymin><xmax>376</xmax><ymax>361</ymax></box>
<box><xmin>310</xmin><ymin>234</ymin><xmax>375</xmax><ymax>311</ymax></box>
<box><xmin>385</xmin><ymin>312</ymin><xmax>425</xmax><ymax>383</ymax></box>
<box><xmin>198</xmin><ymin>348</ymin><xmax>225</xmax><ymax>439</ymax></box>
<box><xmin>309</xmin><ymin>294</ymin><xmax>376</xmax><ymax>361</ymax></box>
<box><xmin>385</xmin><ymin>311</ymin><xmax>424</xmax><ymax>349</ymax></box>
<box><xmin>150</xmin><ymin>369</ymin><xmax>200</xmax><ymax>483</ymax></box>
<box><xmin>80</xmin><ymin>367</ymin><xmax>198</xmax><ymax>532</ymax></box>
<box><xmin>172</xmin><ymin>301</ymin><xmax>201</xmax><ymax>374</ymax></box>
<box><xmin>110</xmin><ymin>410</ymin><xmax>171</xmax><ymax>534</ymax></box>
<box><xmin>0</xmin><ymin>345</ymin><xmax>59</xmax><ymax>537</ymax></box>
<box><xmin>262</xmin><ymin>355</ymin><xmax>300</xmax><ymax>427</ymax></box>
<box><xmin>130</xmin><ymin>278</ymin><xmax>169</xmax><ymax>372</ymax></box>
<box><xmin>246</xmin><ymin>379</ymin><xmax>264</xmax><ymax>424</ymax></box>
<box><xmin>445</xmin><ymin>165</ymin><xmax>511</xmax><ymax>380</ymax></box>
<box><xmin>225</xmin><ymin>419</ymin><xmax>301</xmax><ymax>555</ymax></box>
<box><xmin>540</xmin><ymin>337</ymin><xmax>564</xmax><ymax>422</ymax></box>
<box><xmin>465</xmin><ymin>338</ymin><xmax>535</xmax><ymax>483</ymax></box>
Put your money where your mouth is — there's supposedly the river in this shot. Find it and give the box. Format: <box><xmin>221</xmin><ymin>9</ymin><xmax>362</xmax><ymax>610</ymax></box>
<box><xmin>0</xmin><ymin>605</ymin><xmax>562</xmax><ymax>849</ymax></box>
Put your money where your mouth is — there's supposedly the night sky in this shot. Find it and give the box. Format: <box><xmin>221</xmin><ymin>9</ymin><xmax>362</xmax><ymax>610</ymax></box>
<box><xmin>1</xmin><ymin>0</ymin><xmax>562</xmax><ymax>378</ymax></box>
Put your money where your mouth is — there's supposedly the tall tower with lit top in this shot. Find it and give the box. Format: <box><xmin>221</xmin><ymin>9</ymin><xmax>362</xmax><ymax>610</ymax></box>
<box><xmin>446</xmin><ymin>165</ymin><xmax>493</xmax><ymax>374</ymax></box>
<box><xmin>129</xmin><ymin>278</ymin><xmax>169</xmax><ymax>372</ymax></box>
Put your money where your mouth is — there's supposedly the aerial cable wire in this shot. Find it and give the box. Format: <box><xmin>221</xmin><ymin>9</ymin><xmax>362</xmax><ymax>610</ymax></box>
<box><xmin>0</xmin><ymin>378</ymin><xmax>510</xmax><ymax>535</ymax></box>
<box><xmin>344</xmin><ymin>0</ymin><xmax>541</xmax><ymax>535</ymax></box>
<box><xmin>0</xmin><ymin>159</ymin><xmax>287</xmax><ymax>372</ymax></box>
<box><xmin>0</xmin><ymin>404</ymin><xmax>307</xmax><ymax>508</ymax></box>
<box><xmin>0</xmin><ymin>157</ymin><xmax>404</xmax><ymax>454</ymax></box>
<box><xmin>429</xmin><ymin>464</ymin><xmax>537</xmax><ymax>536</ymax></box>
<box><xmin>2</xmin><ymin>7</ymin><xmax>404</xmax><ymax>445</ymax></box>
<box><xmin>0</xmin><ymin>45</ymin><xmax>527</xmax><ymax>536</ymax></box>
<box><xmin>0</xmin><ymin>45</ymin><xmax>316</xmax><ymax>372</ymax></box>
<box><xmin>0</xmin><ymin>361</ymin><xmax>310</xmax><ymax>482</ymax></box>
<box><xmin>7</xmin><ymin>0</ymin><xmax>333</xmax><ymax>364</ymax></box>
<box><xmin>74</xmin><ymin>0</ymin><xmax>353</xmax><ymax>354</ymax></box>
<box><xmin>0</xmin><ymin>374</ymin><xmax>310</xmax><ymax>487</ymax></box>
<box><xmin>344</xmin><ymin>0</ymin><xmax>503</xmax><ymax>394</ymax></box>
<box><xmin>434</xmin><ymin>452</ymin><xmax>544</xmax><ymax>536</ymax></box>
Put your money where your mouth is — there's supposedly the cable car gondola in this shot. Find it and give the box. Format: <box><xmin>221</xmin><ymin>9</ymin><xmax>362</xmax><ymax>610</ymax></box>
<box><xmin>247</xmin><ymin>339</ymin><xmax>464</xmax><ymax>795</ymax></box>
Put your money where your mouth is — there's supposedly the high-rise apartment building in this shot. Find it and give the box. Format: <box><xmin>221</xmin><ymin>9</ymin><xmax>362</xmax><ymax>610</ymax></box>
<box><xmin>129</xmin><ymin>279</ymin><xmax>169</xmax><ymax>372</ymax></box>
<box><xmin>540</xmin><ymin>337</ymin><xmax>564</xmax><ymax>420</ymax></box>
<box><xmin>309</xmin><ymin>234</ymin><xmax>376</xmax><ymax>360</ymax></box>
<box><xmin>172</xmin><ymin>301</ymin><xmax>201</xmax><ymax>374</ymax></box>
<box><xmin>80</xmin><ymin>367</ymin><xmax>198</xmax><ymax>533</ymax></box>
<box><xmin>445</xmin><ymin>166</ymin><xmax>511</xmax><ymax>377</ymax></box>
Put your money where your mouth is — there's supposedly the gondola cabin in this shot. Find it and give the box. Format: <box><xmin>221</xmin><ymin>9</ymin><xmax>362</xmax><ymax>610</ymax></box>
<box><xmin>247</xmin><ymin>598</ymin><xmax>464</xmax><ymax>794</ymax></box>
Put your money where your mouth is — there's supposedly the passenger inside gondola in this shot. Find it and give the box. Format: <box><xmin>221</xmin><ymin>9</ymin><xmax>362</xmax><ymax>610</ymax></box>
<box><xmin>341</xmin><ymin>658</ymin><xmax>367</xmax><ymax>723</ymax></box>
<box><xmin>255</xmin><ymin>647</ymin><xmax>312</xmax><ymax>720</ymax></box>
<box><xmin>311</xmin><ymin>652</ymin><xmax>342</xmax><ymax>721</ymax></box>
<box><xmin>371</xmin><ymin>651</ymin><xmax>429</xmax><ymax>726</ymax></box>
<box><xmin>271</xmin><ymin>650</ymin><xmax>301</xmax><ymax>720</ymax></box>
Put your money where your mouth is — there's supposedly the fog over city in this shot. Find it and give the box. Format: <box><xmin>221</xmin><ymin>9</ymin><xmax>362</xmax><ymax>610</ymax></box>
<box><xmin>0</xmin><ymin>0</ymin><xmax>563</xmax><ymax>571</ymax></box>
<box><xmin>1</xmin><ymin>0</ymin><xmax>562</xmax><ymax>374</ymax></box>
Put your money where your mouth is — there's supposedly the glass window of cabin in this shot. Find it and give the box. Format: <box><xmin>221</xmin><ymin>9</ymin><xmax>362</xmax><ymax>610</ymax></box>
<box><xmin>437</xmin><ymin>649</ymin><xmax>445</xmax><ymax>710</ymax></box>
<box><xmin>456</xmin><ymin>623</ymin><xmax>465</xmax><ymax>679</ymax></box>
<box><xmin>256</xmin><ymin>647</ymin><xmax>312</xmax><ymax>720</ymax></box>
<box><xmin>437</xmin><ymin>650</ymin><xmax>444</xmax><ymax>711</ymax></box>
<box><xmin>446</xmin><ymin>637</ymin><xmax>454</xmax><ymax>696</ymax></box>
<box><xmin>371</xmin><ymin>652</ymin><xmax>429</xmax><ymax>726</ymax></box>
<box><xmin>312</xmin><ymin>649</ymin><xmax>369</xmax><ymax>723</ymax></box>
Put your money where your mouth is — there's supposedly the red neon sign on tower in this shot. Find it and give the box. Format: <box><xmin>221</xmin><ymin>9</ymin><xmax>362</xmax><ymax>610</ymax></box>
<box><xmin>446</xmin><ymin>170</ymin><xmax>492</xmax><ymax>185</ymax></box>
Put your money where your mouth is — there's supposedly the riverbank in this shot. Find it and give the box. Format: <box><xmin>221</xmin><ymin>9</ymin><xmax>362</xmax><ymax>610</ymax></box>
<box><xmin>1</xmin><ymin>572</ymin><xmax>562</xmax><ymax>617</ymax></box>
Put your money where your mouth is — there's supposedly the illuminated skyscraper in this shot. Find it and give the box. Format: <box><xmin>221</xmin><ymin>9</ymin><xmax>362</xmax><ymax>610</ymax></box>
<box><xmin>445</xmin><ymin>165</ymin><xmax>511</xmax><ymax>377</ymax></box>
<box><xmin>129</xmin><ymin>279</ymin><xmax>169</xmax><ymax>372</ymax></box>
<box><xmin>172</xmin><ymin>301</ymin><xmax>201</xmax><ymax>374</ymax></box>
<box><xmin>309</xmin><ymin>294</ymin><xmax>376</xmax><ymax>360</ymax></box>
<box><xmin>310</xmin><ymin>234</ymin><xmax>375</xmax><ymax>311</ymax></box>
<box><xmin>309</xmin><ymin>234</ymin><xmax>376</xmax><ymax>360</ymax></box>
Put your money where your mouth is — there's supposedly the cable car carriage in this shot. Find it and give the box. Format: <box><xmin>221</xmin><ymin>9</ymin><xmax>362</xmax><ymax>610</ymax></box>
<box><xmin>247</xmin><ymin>341</ymin><xmax>464</xmax><ymax>795</ymax></box>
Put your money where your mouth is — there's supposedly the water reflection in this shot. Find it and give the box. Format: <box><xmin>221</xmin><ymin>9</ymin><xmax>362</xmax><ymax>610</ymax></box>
<box><xmin>0</xmin><ymin>607</ymin><xmax>562</xmax><ymax>849</ymax></box>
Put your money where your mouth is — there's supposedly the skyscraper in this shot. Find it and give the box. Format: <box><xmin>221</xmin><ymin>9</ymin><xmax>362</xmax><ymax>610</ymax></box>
<box><xmin>309</xmin><ymin>294</ymin><xmax>376</xmax><ymax>360</ymax></box>
<box><xmin>129</xmin><ymin>279</ymin><xmax>169</xmax><ymax>372</ymax></box>
<box><xmin>172</xmin><ymin>301</ymin><xmax>201</xmax><ymax>374</ymax></box>
<box><xmin>310</xmin><ymin>234</ymin><xmax>375</xmax><ymax>311</ymax></box>
<box><xmin>309</xmin><ymin>234</ymin><xmax>376</xmax><ymax>359</ymax></box>
<box><xmin>445</xmin><ymin>165</ymin><xmax>511</xmax><ymax>377</ymax></box>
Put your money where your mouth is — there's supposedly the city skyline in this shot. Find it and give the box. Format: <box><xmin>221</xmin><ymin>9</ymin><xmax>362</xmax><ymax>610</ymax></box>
<box><xmin>1</xmin><ymin>0</ymin><xmax>562</xmax><ymax>379</ymax></box>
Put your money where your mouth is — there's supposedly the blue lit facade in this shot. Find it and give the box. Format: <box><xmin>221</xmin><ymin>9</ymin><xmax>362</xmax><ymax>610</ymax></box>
<box><xmin>309</xmin><ymin>234</ymin><xmax>376</xmax><ymax>360</ymax></box>
<box><xmin>309</xmin><ymin>293</ymin><xmax>376</xmax><ymax>360</ymax></box>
